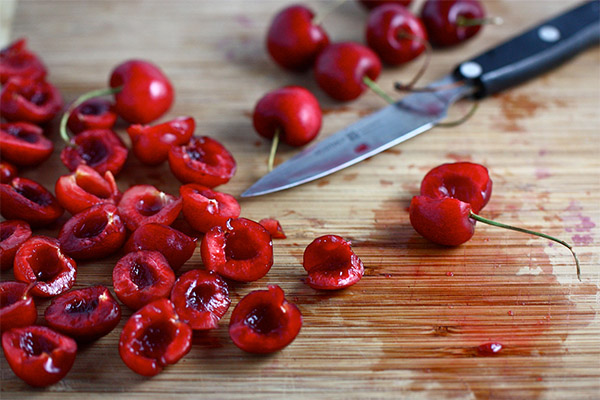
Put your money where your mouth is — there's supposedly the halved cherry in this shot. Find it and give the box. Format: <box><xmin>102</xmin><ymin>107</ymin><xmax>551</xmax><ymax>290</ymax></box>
<box><xmin>229</xmin><ymin>285</ymin><xmax>302</xmax><ymax>354</ymax></box>
<box><xmin>119</xmin><ymin>298</ymin><xmax>191</xmax><ymax>377</ymax></box>
<box><xmin>123</xmin><ymin>223</ymin><xmax>197</xmax><ymax>271</ymax></box>
<box><xmin>112</xmin><ymin>250</ymin><xmax>175</xmax><ymax>310</ymax></box>
<box><xmin>60</xmin><ymin>129</ymin><xmax>128</xmax><ymax>176</ymax></box>
<box><xmin>170</xmin><ymin>269</ymin><xmax>230</xmax><ymax>330</ymax></box>
<box><xmin>180</xmin><ymin>183</ymin><xmax>240</xmax><ymax>233</ymax></box>
<box><xmin>55</xmin><ymin>164</ymin><xmax>121</xmax><ymax>215</ymax></box>
<box><xmin>0</xmin><ymin>76</ymin><xmax>63</xmax><ymax>124</ymax></box>
<box><xmin>118</xmin><ymin>185</ymin><xmax>182</xmax><ymax>231</ymax></box>
<box><xmin>2</xmin><ymin>325</ymin><xmax>77</xmax><ymax>387</ymax></box>
<box><xmin>0</xmin><ymin>220</ymin><xmax>32</xmax><ymax>270</ymax></box>
<box><xmin>201</xmin><ymin>218</ymin><xmax>273</xmax><ymax>282</ymax></box>
<box><xmin>0</xmin><ymin>281</ymin><xmax>37</xmax><ymax>332</ymax></box>
<box><xmin>44</xmin><ymin>285</ymin><xmax>121</xmax><ymax>342</ymax></box>
<box><xmin>0</xmin><ymin>177</ymin><xmax>64</xmax><ymax>227</ymax></box>
<box><xmin>58</xmin><ymin>203</ymin><xmax>126</xmax><ymax>260</ymax></box>
<box><xmin>168</xmin><ymin>136</ymin><xmax>236</xmax><ymax>188</ymax></box>
<box><xmin>303</xmin><ymin>235</ymin><xmax>364</xmax><ymax>290</ymax></box>
<box><xmin>259</xmin><ymin>218</ymin><xmax>286</xmax><ymax>239</ymax></box>
<box><xmin>0</xmin><ymin>161</ymin><xmax>18</xmax><ymax>183</ymax></box>
<box><xmin>66</xmin><ymin>98</ymin><xmax>117</xmax><ymax>135</ymax></box>
<box><xmin>13</xmin><ymin>236</ymin><xmax>77</xmax><ymax>298</ymax></box>
<box><xmin>0</xmin><ymin>38</ymin><xmax>47</xmax><ymax>84</ymax></box>
<box><xmin>0</xmin><ymin>122</ymin><xmax>53</xmax><ymax>167</ymax></box>
<box><xmin>127</xmin><ymin>116</ymin><xmax>195</xmax><ymax>166</ymax></box>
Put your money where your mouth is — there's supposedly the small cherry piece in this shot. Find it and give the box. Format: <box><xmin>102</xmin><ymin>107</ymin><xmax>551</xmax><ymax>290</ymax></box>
<box><xmin>259</xmin><ymin>218</ymin><xmax>287</xmax><ymax>239</ymax></box>
<box><xmin>358</xmin><ymin>0</ymin><xmax>412</xmax><ymax>10</ymax></box>
<box><xmin>119</xmin><ymin>298</ymin><xmax>192</xmax><ymax>377</ymax></box>
<box><xmin>55</xmin><ymin>165</ymin><xmax>121</xmax><ymax>215</ymax></box>
<box><xmin>128</xmin><ymin>116</ymin><xmax>195</xmax><ymax>166</ymax></box>
<box><xmin>421</xmin><ymin>0</ymin><xmax>485</xmax><ymax>47</ymax></box>
<box><xmin>118</xmin><ymin>185</ymin><xmax>182</xmax><ymax>231</ymax></box>
<box><xmin>180</xmin><ymin>183</ymin><xmax>241</xmax><ymax>233</ymax></box>
<box><xmin>0</xmin><ymin>161</ymin><xmax>18</xmax><ymax>183</ymax></box>
<box><xmin>170</xmin><ymin>269</ymin><xmax>230</xmax><ymax>330</ymax></box>
<box><xmin>0</xmin><ymin>122</ymin><xmax>53</xmax><ymax>167</ymax></box>
<box><xmin>58</xmin><ymin>203</ymin><xmax>126</xmax><ymax>260</ymax></box>
<box><xmin>2</xmin><ymin>325</ymin><xmax>77</xmax><ymax>387</ymax></box>
<box><xmin>201</xmin><ymin>218</ymin><xmax>273</xmax><ymax>282</ymax></box>
<box><xmin>123</xmin><ymin>223</ymin><xmax>197</xmax><ymax>272</ymax></box>
<box><xmin>0</xmin><ymin>38</ymin><xmax>47</xmax><ymax>84</ymax></box>
<box><xmin>113</xmin><ymin>250</ymin><xmax>176</xmax><ymax>310</ymax></box>
<box><xmin>303</xmin><ymin>235</ymin><xmax>365</xmax><ymax>290</ymax></box>
<box><xmin>266</xmin><ymin>5</ymin><xmax>330</xmax><ymax>71</ymax></box>
<box><xmin>366</xmin><ymin>4</ymin><xmax>428</xmax><ymax>66</ymax></box>
<box><xmin>229</xmin><ymin>285</ymin><xmax>302</xmax><ymax>354</ymax></box>
<box><xmin>66</xmin><ymin>98</ymin><xmax>117</xmax><ymax>135</ymax></box>
<box><xmin>44</xmin><ymin>285</ymin><xmax>121</xmax><ymax>342</ymax></box>
<box><xmin>14</xmin><ymin>236</ymin><xmax>77</xmax><ymax>298</ymax></box>
<box><xmin>0</xmin><ymin>220</ymin><xmax>32</xmax><ymax>270</ymax></box>
<box><xmin>0</xmin><ymin>177</ymin><xmax>64</xmax><ymax>227</ymax></box>
<box><xmin>110</xmin><ymin>59</ymin><xmax>174</xmax><ymax>124</ymax></box>
<box><xmin>0</xmin><ymin>282</ymin><xmax>37</xmax><ymax>332</ymax></box>
<box><xmin>168</xmin><ymin>136</ymin><xmax>237</xmax><ymax>188</ymax></box>
<box><xmin>314</xmin><ymin>42</ymin><xmax>382</xmax><ymax>102</ymax></box>
<box><xmin>60</xmin><ymin>129</ymin><xmax>128</xmax><ymax>176</ymax></box>
<box><xmin>0</xmin><ymin>77</ymin><xmax>63</xmax><ymax>124</ymax></box>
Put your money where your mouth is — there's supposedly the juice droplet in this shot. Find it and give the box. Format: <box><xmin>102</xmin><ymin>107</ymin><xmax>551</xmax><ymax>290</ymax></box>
<box><xmin>508</xmin><ymin>310</ymin><xmax>514</xmax><ymax>316</ymax></box>
<box><xmin>477</xmin><ymin>342</ymin><xmax>503</xmax><ymax>356</ymax></box>
<box><xmin>446</xmin><ymin>271</ymin><xmax>454</xmax><ymax>277</ymax></box>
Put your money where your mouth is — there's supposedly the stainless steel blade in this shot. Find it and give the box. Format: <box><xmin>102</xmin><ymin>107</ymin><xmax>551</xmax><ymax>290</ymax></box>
<box><xmin>242</xmin><ymin>75</ymin><xmax>475</xmax><ymax>197</ymax></box>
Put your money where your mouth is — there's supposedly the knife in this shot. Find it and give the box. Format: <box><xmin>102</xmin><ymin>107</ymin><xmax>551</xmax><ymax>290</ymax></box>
<box><xmin>242</xmin><ymin>0</ymin><xmax>600</xmax><ymax>198</ymax></box>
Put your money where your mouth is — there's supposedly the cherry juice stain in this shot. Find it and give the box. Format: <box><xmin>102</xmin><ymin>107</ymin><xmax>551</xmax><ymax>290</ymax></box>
<box><xmin>495</xmin><ymin>93</ymin><xmax>547</xmax><ymax>132</ymax></box>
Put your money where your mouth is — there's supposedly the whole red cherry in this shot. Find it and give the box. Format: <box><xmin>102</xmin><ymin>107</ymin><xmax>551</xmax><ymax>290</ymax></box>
<box><xmin>421</xmin><ymin>0</ymin><xmax>485</xmax><ymax>47</ymax></box>
<box><xmin>266</xmin><ymin>5</ymin><xmax>330</xmax><ymax>72</ymax></box>
<box><xmin>314</xmin><ymin>42</ymin><xmax>382</xmax><ymax>102</ymax></box>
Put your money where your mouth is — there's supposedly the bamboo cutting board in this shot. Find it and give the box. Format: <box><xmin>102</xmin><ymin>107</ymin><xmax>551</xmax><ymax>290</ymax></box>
<box><xmin>1</xmin><ymin>1</ymin><xmax>599</xmax><ymax>399</ymax></box>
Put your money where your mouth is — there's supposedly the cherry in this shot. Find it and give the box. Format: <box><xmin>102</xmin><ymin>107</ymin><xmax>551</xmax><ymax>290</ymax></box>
<box><xmin>314</xmin><ymin>42</ymin><xmax>382</xmax><ymax>102</ymax></box>
<box><xmin>180</xmin><ymin>183</ymin><xmax>241</xmax><ymax>233</ymax></box>
<box><xmin>0</xmin><ymin>76</ymin><xmax>63</xmax><ymax>124</ymax></box>
<box><xmin>55</xmin><ymin>165</ymin><xmax>121</xmax><ymax>215</ymax></box>
<box><xmin>66</xmin><ymin>98</ymin><xmax>117</xmax><ymax>135</ymax></box>
<box><xmin>0</xmin><ymin>38</ymin><xmax>47</xmax><ymax>84</ymax></box>
<box><xmin>266</xmin><ymin>5</ymin><xmax>330</xmax><ymax>72</ymax></box>
<box><xmin>170</xmin><ymin>269</ymin><xmax>230</xmax><ymax>330</ymax></box>
<box><xmin>0</xmin><ymin>177</ymin><xmax>64</xmax><ymax>227</ymax></box>
<box><xmin>112</xmin><ymin>250</ymin><xmax>176</xmax><ymax>310</ymax></box>
<box><xmin>0</xmin><ymin>220</ymin><xmax>32</xmax><ymax>271</ymax></box>
<box><xmin>0</xmin><ymin>161</ymin><xmax>18</xmax><ymax>184</ymax></box>
<box><xmin>14</xmin><ymin>236</ymin><xmax>77</xmax><ymax>298</ymax></box>
<box><xmin>421</xmin><ymin>0</ymin><xmax>486</xmax><ymax>47</ymax></box>
<box><xmin>44</xmin><ymin>285</ymin><xmax>121</xmax><ymax>342</ymax></box>
<box><xmin>60</xmin><ymin>129</ymin><xmax>128</xmax><ymax>176</ymax></box>
<box><xmin>123</xmin><ymin>223</ymin><xmax>197</xmax><ymax>272</ymax></box>
<box><xmin>201</xmin><ymin>218</ymin><xmax>273</xmax><ymax>282</ymax></box>
<box><xmin>128</xmin><ymin>116</ymin><xmax>195</xmax><ymax>166</ymax></box>
<box><xmin>259</xmin><ymin>218</ymin><xmax>286</xmax><ymax>239</ymax></box>
<box><xmin>365</xmin><ymin>4</ymin><xmax>428</xmax><ymax>66</ymax></box>
<box><xmin>303</xmin><ymin>235</ymin><xmax>365</xmax><ymax>290</ymax></box>
<box><xmin>58</xmin><ymin>203</ymin><xmax>126</xmax><ymax>260</ymax></box>
<box><xmin>2</xmin><ymin>325</ymin><xmax>77</xmax><ymax>387</ymax></box>
<box><xmin>358</xmin><ymin>0</ymin><xmax>412</xmax><ymax>10</ymax></box>
<box><xmin>229</xmin><ymin>285</ymin><xmax>302</xmax><ymax>354</ymax></box>
<box><xmin>117</xmin><ymin>184</ymin><xmax>182</xmax><ymax>231</ymax></box>
<box><xmin>119</xmin><ymin>298</ymin><xmax>192</xmax><ymax>376</ymax></box>
<box><xmin>0</xmin><ymin>122</ymin><xmax>54</xmax><ymax>167</ymax></box>
<box><xmin>0</xmin><ymin>281</ymin><xmax>37</xmax><ymax>332</ymax></box>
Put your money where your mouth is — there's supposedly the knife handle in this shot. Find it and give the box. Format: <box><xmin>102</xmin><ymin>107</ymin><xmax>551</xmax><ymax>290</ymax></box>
<box><xmin>454</xmin><ymin>0</ymin><xmax>600</xmax><ymax>98</ymax></box>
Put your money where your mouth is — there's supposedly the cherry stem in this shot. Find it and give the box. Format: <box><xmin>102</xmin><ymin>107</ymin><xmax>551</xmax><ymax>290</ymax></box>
<box><xmin>470</xmin><ymin>212</ymin><xmax>581</xmax><ymax>281</ymax></box>
<box><xmin>363</xmin><ymin>76</ymin><xmax>396</xmax><ymax>105</ymax></box>
<box><xmin>267</xmin><ymin>129</ymin><xmax>280</xmax><ymax>172</ymax></box>
<box><xmin>59</xmin><ymin>86</ymin><xmax>122</xmax><ymax>146</ymax></box>
<box><xmin>313</xmin><ymin>0</ymin><xmax>347</xmax><ymax>25</ymax></box>
<box><xmin>22</xmin><ymin>281</ymin><xmax>37</xmax><ymax>299</ymax></box>
<box><xmin>456</xmin><ymin>15</ymin><xmax>504</xmax><ymax>27</ymax></box>
<box><xmin>436</xmin><ymin>101</ymin><xmax>479</xmax><ymax>127</ymax></box>
<box><xmin>395</xmin><ymin>31</ymin><xmax>432</xmax><ymax>91</ymax></box>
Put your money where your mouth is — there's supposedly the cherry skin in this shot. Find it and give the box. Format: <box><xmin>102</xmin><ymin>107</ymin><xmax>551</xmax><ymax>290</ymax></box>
<box><xmin>55</xmin><ymin>165</ymin><xmax>121</xmax><ymax>215</ymax></box>
<box><xmin>366</xmin><ymin>4</ymin><xmax>428</xmax><ymax>66</ymax></box>
<box><xmin>314</xmin><ymin>42</ymin><xmax>382</xmax><ymax>102</ymax></box>
<box><xmin>60</xmin><ymin>129</ymin><xmax>128</xmax><ymax>176</ymax></box>
<box><xmin>0</xmin><ymin>220</ymin><xmax>32</xmax><ymax>270</ymax></box>
<box><xmin>0</xmin><ymin>177</ymin><xmax>64</xmax><ymax>227</ymax></box>
<box><xmin>66</xmin><ymin>98</ymin><xmax>117</xmax><ymax>135</ymax></box>
<box><xmin>266</xmin><ymin>5</ymin><xmax>330</xmax><ymax>72</ymax></box>
<box><xmin>117</xmin><ymin>185</ymin><xmax>182</xmax><ymax>231</ymax></box>
<box><xmin>0</xmin><ymin>161</ymin><xmax>18</xmax><ymax>184</ymax></box>
<box><xmin>358</xmin><ymin>0</ymin><xmax>412</xmax><ymax>10</ymax></box>
<box><xmin>0</xmin><ymin>281</ymin><xmax>37</xmax><ymax>332</ymax></box>
<box><xmin>0</xmin><ymin>38</ymin><xmax>47</xmax><ymax>84</ymax></box>
<box><xmin>0</xmin><ymin>76</ymin><xmax>63</xmax><ymax>124</ymax></box>
<box><xmin>421</xmin><ymin>0</ymin><xmax>485</xmax><ymax>47</ymax></box>
<box><xmin>259</xmin><ymin>218</ymin><xmax>286</xmax><ymax>239</ymax></box>
<box><xmin>180</xmin><ymin>183</ymin><xmax>241</xmax><ymax>233</ymax></box>
<box><xmin>0</xmin><ymin>122</ymin><xmax>54</xmax><ymax>167</ymax></box>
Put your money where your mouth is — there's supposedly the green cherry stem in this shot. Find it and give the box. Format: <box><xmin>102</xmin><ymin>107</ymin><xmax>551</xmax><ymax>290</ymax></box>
<box><xmin>393</xmin><ymin>31</ymin><xmax>432</xmax><ymax>91</ymax></box>
<box><xmin>456</xmin><ymin>15</ymin><xmax>503</xmax><ymax>27</ymax></box>
<box><xmin>267</xmin><ymin>128</ymin><xmax>280</xmax><ymax>172</ymax></box>
<box><xmin>363</xmin><ymin>76</ymin><xmax>396</xmax><ymax>105</ymax></box>
<box><xmin>469</xmin><ymin>212</ymin><xmax>581</xmax><ymax>281</ymax></box>
<box><xmin>59</xmin><ymin>86</ymin><xmax>122</xmax><ymax>146</ymax></box>
<box><xmin>436</xmin><ymin>102</ymin><xmax>479</xmax><ymax>127</ymax></box>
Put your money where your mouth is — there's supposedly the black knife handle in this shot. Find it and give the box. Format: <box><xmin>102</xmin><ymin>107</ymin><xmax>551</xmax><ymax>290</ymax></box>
<box><xmin>454</xmin><ymin>0</ymin><xmax>600</xmax><ymax>98</ymax></box>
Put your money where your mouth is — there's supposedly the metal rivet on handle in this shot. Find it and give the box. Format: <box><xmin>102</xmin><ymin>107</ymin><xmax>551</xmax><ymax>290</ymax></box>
<box><xmin>538</xmin><ymin>25</ymin><xmax>561</xmax><ymax>42</ymax></box>
<box><xmin>459</xmin><ymin>62</ymin><xmax>483</xmax><ymax>79</ymax></box>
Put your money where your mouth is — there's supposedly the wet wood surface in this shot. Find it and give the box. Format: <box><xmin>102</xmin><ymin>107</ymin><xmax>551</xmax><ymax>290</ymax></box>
<box><xmin>1</xmin><ymin>0</ymin><xmax>599</xmax><ymax>399</ymax></box>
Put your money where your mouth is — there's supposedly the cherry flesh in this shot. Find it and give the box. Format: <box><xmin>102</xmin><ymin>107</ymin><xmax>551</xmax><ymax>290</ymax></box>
<box><xmin>0</xmin><ymin>177</ymin><xmax>64</xmax><ymax>227</ymax></box>
<box><xmin>0</xmin><ymin>38</ymin><xmax>47</xmax><ymax>84</ymax></box>
<box><xmin>0</xmin><ymin>122</ymin><xmax>53</xmax><ymax>167</ymax></box>
<box><xmin>0</xmin><ymin>281</ymin><xmax>37</xmax><ymax>332</ymax></box>
<box><xmin>259</xmin><ymin>218</ymin><xmax>286</xmax><ymax>239</ymax></box>
<box><xmin>60</xmin><ymin>129</ymin><xmax>128</xmax><ymax>176</ymax></box>
<box><xmin>180</xmin><ymin>183</ymin><xmax>241</xmax><ymax>233</ymax></box>
<box><xmin>66</xmin><ymin>98</ymin><xmax>117</xmax><ymax>135</ymax></box>
<box><xmin>0</xmin><ymin>220</ymin><xmax>32</xmax><ymax>270</ymax></box>
<box><xmin>117</xmin><ymin>184</ymin><xmax>182</xmax><ymax>231</ymax></box>
<box><xmin>0</xmin><ymin>76</ymin><xmax>63</xmax><ymax>124</ymax></box>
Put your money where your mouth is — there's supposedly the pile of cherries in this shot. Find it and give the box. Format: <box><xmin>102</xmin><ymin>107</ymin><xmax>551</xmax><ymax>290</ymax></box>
<box><xmin>0</xmin><ymin>39</ymin><xmax>365</xmax><ymax>386</ymax></box>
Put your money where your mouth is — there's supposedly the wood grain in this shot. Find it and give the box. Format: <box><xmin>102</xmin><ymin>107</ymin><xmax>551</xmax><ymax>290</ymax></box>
<box><xmin>1</xmin><ymin>1</ymin><xmax>599</xmax><ymax>399</ymax></box>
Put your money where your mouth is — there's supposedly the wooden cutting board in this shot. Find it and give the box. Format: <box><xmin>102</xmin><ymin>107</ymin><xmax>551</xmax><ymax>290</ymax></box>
<box><xmin>1</xmin><ymin>1</ymin><xmax>599</xmax><ymax>398</ymax></box>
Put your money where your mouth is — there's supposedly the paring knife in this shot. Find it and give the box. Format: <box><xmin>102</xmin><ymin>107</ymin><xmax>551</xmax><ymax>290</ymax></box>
<box><xmin>242</xmin><ymin>1</ymin><xmax>600</xmax><ymax>198</ymax></box>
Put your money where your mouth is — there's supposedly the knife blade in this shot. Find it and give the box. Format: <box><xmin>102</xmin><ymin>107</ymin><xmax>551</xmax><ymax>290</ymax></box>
<box><xmin>242</xmin><ymin>0</ymin><xmax>600</xmax><ymax>198</ymax></box>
